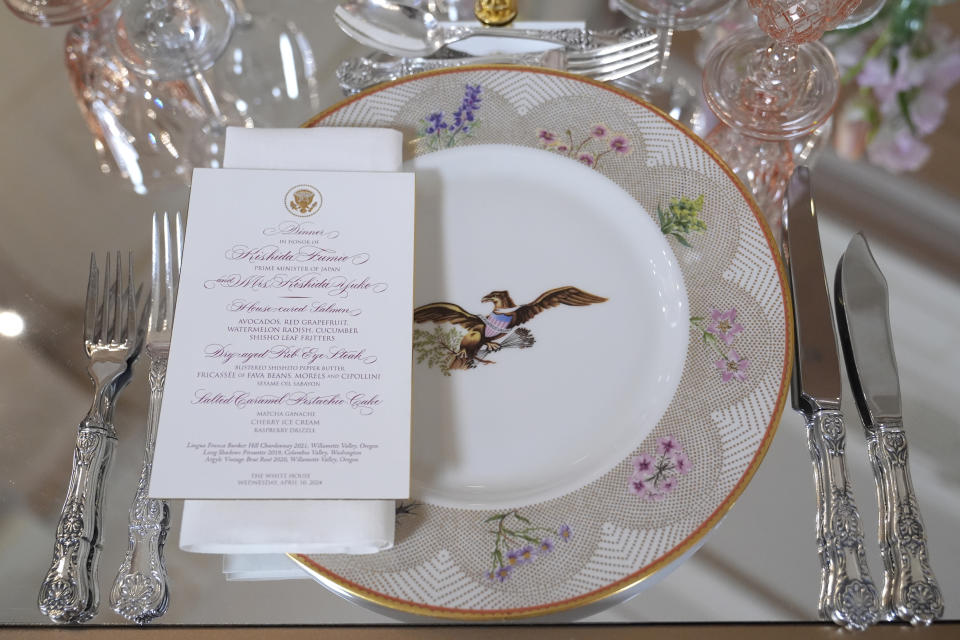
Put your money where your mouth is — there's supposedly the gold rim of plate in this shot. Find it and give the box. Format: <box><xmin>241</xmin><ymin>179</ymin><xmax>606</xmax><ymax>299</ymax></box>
<box><xmin>288</xmin><ymin>65</ymin><xmax>795</xmax><ymax>620</ymax></box>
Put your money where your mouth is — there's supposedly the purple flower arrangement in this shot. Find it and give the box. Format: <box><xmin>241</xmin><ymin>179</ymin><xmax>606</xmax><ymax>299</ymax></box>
<box><xmin>537</xmin><ymin>124</ymin><xmax>631</xmax><ymax>171</ymax></box>
<box><xmin>419</xmin><ymin>84</ymin><xmax>483</xmax><ymax>150</ymax></box>
<box><xmin>628</xmin><ymin>436</ymin><xmax>691</xmax><ymax>501</ymax></box>
<box><xmin>691</xmin><ymin>308</ymin><xmax>749</xmax><ymax>383</ymax></box>
<box><xmin>484</xmin><ymin>511</ymin><xmax>570</xmax><ymax>582</ymax></box>
<box><xmin>826</xmin><ymin>3</ymin><xmax>960</xmax><ymax>172</ymax></box>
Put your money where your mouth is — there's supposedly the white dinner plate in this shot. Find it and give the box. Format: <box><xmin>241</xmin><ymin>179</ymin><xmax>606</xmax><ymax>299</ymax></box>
<box><xmin>409</xmin><ymin>144</ymin><xmax>688</xmax><ymax>509</ymax></box>
<box><xmin>292</xmin><ymin>67</ymin><xmax>792</xmax><ymax>620</ymax></box>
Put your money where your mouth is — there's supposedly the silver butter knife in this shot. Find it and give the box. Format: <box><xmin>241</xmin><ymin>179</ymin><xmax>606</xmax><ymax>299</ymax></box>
<box><xmin>782</xmin><ymin>167</ymin><xmax>880</xmax><ymax>630</ymax></box>
<box><xmin>835</xmin><ymin>232</ymin><xmax>944</xmax><ymax>625</ymax></box>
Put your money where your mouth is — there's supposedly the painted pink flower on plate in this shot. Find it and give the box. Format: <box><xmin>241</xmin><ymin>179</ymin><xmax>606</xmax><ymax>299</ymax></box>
<box><xmin>590</xmin><ymin>124</ymin><xmax>608</xmax><ymax>138</ymax></box>
<box><xmin>538</xmin><ymin>130</ymin><xmax>557</xmax><ymax>143</ymax></box>
<box><xmin>609</xmin><ymin>135</ymin><xmax>630</xmax><ymax>153</ymax></box>
<box><xmin>673</xmin><ymin>451</ymin><xmax>691</xmax><ymax>475</ymax></box>
<box><xmin>657</xmin><ymin>436</ymin><xmax>681</xmax><ymax>457</ymax></box>
<box><xmin>716</xmin><ymin>350</ymin><xmax>750</xmax><ymax>382</ymax></box>
<box><xmin>707</xmin><ymin>308</ymin><xmax>744</xmax><ymax>345</ymax></box>
<box><xmin>632</xmin><ymin>452</ymin><xmax>655</xmax><ymax>474</ymax></box>
<box><xmin>628</xmin><ymin>473</ymin><xmax>650</xmax><ymax>498</ymax></box>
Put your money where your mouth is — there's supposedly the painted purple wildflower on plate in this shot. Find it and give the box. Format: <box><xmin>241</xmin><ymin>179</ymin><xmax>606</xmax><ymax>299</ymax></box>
<box><xmin>537</xmin><ymin>124</ymin><xmax>631</xmax><ymax>171</ymax></box>
<box><xmin>484</xmin><ymin>511</ymin><xmax>570</xmax><ymax>581</ymax></box>
<box><xmin>692</xmin><ymin>309</ymin><xmax>749</xmax><ymax>382</ymax></box>
<box><xmin>419</xmin><ymin>84</ymin><xmax>482</xmax><ymax>150</ymax></box>
<box><xmin>628</xmin><ymin>436</ymin><xmax>692</xmax><ymax>501</ymax></box>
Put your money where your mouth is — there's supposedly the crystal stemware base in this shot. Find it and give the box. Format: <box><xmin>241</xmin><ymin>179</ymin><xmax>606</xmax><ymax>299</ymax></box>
<box><xmin>702</xmin><ymin>28</ymin><xmax>839</xmax><ymax>141</ymax></box>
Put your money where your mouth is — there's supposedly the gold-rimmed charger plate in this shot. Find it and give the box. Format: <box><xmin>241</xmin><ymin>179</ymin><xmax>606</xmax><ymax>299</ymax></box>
<box><xmin>291</xmin><ymin>66</ymin><xmax>792</xmax><ymax>620</ymax></box>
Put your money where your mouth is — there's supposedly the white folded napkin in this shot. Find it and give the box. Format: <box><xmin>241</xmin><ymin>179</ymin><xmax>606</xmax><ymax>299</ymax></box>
<box><xmin>179</xmin><ymin>126</ymin><xmax>403</xmax><ymax>578</ymax></box>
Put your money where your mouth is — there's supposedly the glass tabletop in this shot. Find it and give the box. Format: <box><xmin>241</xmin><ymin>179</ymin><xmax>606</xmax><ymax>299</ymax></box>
<box><xmin>1</xmin><ymin>0</ymin><xmax>958</xmax><ymax>627</ymax></box>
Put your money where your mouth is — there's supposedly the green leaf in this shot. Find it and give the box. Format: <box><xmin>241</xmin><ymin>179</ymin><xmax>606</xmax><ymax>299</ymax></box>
<box><xmin>484</xmin><ymin>514</ymin><xmax>506</xmax><ymax>523</ymax></box>
<box><xmin>513</xmin><ymin>513</ymin><xmax>531</xmax><ymax>524</ymax></box>
<box><xmin>672</xmin><ymin>233</ymin><xmax>692</xmax><ymax>248</ymax></box>
<box><xmin>689</xmin><ymin>316</ymin><xmax>705</xmax><ymax>323</ymax></box>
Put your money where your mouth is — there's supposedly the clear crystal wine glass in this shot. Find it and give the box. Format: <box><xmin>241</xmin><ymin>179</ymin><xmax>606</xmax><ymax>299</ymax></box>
<box><xmin>612</xmin><ymin>0</ymin><xmax>734</xmax><ymax>133</ymax></box>
<box><xmin>3</xmin><ymin>0</ymin><xmax>110</xmax><ymax>26</ymax></box>
<box><xmin>107</xmin><ymin>0</ymin><xmax>236</xmax><ymax>124</ymax></box>
<box><xmin>65</xmin><ymin>13</ymin><xmax>215</xmax><ymax>193</ymax></box>
<box><xmin>208</xmin><ymin>0</ymin><xmax>322</xmax><ymax>127</ymax></box>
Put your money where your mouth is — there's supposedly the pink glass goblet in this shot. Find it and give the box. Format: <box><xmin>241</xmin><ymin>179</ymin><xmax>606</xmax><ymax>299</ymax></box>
<box><xmin>703</xmin><ymin>0</ymin><xmax>862</xmax><ymax>141</ymax></box>
<box><xmin>702</xmin><ymin>0</ymin><xmax>862</xmax><ymax>226</ymax></box>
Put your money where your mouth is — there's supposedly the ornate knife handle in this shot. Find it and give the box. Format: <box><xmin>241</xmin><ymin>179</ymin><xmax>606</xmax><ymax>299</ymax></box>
<box><xmin>866</xmin><ymin>420</ymin><xmax>943</xmax><ymax>625</ymax></box>
<box><xmin>38</xmin><ymin>423</ymin><xmax>117</xmax><ymax>624</ymax></box>
<box><xmin>110</xmin><ymin>355</ymin><xmax>170</xmax><ymax>624</ymax></box>
<box><xmin>805</xmin><ymin>409</ymin><xmax>881</xmax><ymax>630</ymax></box>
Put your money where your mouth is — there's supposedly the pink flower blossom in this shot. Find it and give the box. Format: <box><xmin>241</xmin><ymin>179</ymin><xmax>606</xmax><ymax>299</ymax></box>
<box><xmin>538</xmin><ymin>130</ymin><xmax>557</xmax><ymax>143</ymax></box>
<box><xmin>911</xmin><ymin>91</ymin><xmax>948</xmax><ymax>136</ymax></box>
<box><xmin>661</xmin><ymin>476</ymin><xmax>678</xmax><ymax>493</ymax></box>
<box><xmin>609</xmin><ymin>135</ymin><xmax>630</xmax><ymax>153</ymax></box>
<box><xmin>673</xmin><ymin>451</ymin><xmax>692</xmax><ymax>475</ymax></box>
<box><xmin>633</xmin><ymin>452</ymin><xmax>656</xmax><ymax>474</ymax></box>
<box><xmin>628</xmin><ymin>473</ymin><xmax>650</xmax><ymax>498</ymax></box>
<box><xmin>706</xmin><ymin>308</ymin><xmax>744</xmax><ymax>345</ymax></box>
<box><xmin>657</xmin><ymin>436</ymin><xmax>681</xmax><ymax>456</ymax></box>
<box><xmin>578</xmin><ymin>153</ymin><xmax>595</xmax><ymax>167</ymax></box>
<box><xmin>590</xmin><ymin>124</ymin><xmax>608</xmax><ymax>138</ymax></box>
<box><xmin>554</xmin><ymin>144</ymin><xmax>569</xmax><ymax>153</ymax></box>
<box><xmin>716</xmin><ymin>350</ymin><xmax>750</xmax><ymax>382</ymax></box>
<box><xmin>923</xmin><ymin>38</ymin><xmax>960</xmax><ymax>94</ymax></box>
<box><xmin>866</xmin><ymin>127</ymin><xmax>931</xmax><ymax>173</ymax></box>
<box><xmin>858</xmin><ymin>47</ymin><xmax>926</xmax><ymax>107</ymax></box>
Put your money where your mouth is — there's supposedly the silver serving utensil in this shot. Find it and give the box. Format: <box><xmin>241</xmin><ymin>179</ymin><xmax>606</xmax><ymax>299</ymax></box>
<box><xmin>336</xmin><ymin>36</ymin><xmax>661</xmax><ymax>94</ymax></box>
<box><xmin>38</xmin><ymin>252</ymin><xmax>146</xmax><ymax>624</ymax></box>
<box><xmin>835</xmin><ymin>232</ymin><xmax>944</xmax><ymax>625</ymax></box>
<box><xmin>110</xmin><ymin>212</ymin><xmax>183</xmax><ymax>624</ymax></box>
<box><xmin>335</xmin><ymin>0</ymin><xmax>624</xmax><ymax>58</ymax></box>
<box><xmin>781</xmin><ymin>167</ymin><xmax>881</xmax><ymax>630</ymax></box>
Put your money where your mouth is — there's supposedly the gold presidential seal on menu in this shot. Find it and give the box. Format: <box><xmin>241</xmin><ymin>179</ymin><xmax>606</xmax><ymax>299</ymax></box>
<box><xmin>284</xmin><ymin>184</ymin><xmax>322</xmax><ymax>216</ymax></box>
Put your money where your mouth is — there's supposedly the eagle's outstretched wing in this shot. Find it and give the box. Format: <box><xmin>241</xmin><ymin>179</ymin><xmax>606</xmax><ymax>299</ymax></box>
<box><xmin>509</xmin><ymin>287</ymin><xmax>607</xmax><ymax>327</ymax></box>
<box><xmin>413</xmin><ymin>302</ymin><xmax>486</xmax><ymax>332</ymax></box>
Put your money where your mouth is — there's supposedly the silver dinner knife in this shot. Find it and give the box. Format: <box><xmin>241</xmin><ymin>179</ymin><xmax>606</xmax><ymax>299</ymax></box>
<box><xmin>781</xmin><ymin>167</ymin><xmax>880</xmax><ymax>630</ymax></box>
<box><xmin>834</xmin><ymin>232</ymin><xmax>944</xmax><ymax>625</ymax></box>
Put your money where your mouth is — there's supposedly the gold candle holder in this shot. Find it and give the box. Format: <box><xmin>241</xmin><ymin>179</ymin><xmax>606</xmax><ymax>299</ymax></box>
<box><xmin>474</xmin><ymin>0</ymin><xmax>518</xmax><ymax>26</ymax></box>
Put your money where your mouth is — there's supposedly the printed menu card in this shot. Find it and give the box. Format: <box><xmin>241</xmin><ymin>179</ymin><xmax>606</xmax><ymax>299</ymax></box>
<box><xmin>150</xmin><ymin>168</ymin><xmax>415</xmax><ymax>499</ymax></box>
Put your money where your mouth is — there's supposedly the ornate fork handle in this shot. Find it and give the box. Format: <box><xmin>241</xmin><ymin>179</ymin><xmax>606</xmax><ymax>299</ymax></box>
<box><xmin>38</xmin><ymin>420</ymin><xmax>117</xmax><ymax>624</ymax></box>
<box><xmin>337</xmin><ymin>51</ymin><xmax>557</xmax><ymax>94</ymax></box>
<box><xmin>444</xmin><ymin>25</ymin><xmax>597</xmax><ymax>48</ymax></box>
<box><xmin>866</xmin><ymin>419</ymin><xmax>943</xmax><ymax>624</ymax></box>
<box><xmin>806</xmin><ymin>409</ymin><xmax>881</xmax><ymax>630</ymax></box>
<box><xmin>111</xmin><ymin>354</ymin><xmax>170</xmax><ymax>624</ymax></box>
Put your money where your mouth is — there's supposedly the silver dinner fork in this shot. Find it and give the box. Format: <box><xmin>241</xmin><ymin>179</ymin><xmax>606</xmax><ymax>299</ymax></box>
<box><xmin>337</xmin><ymin>32</ymin><xmax>661</xmax><ymax>94</ymax></box>
<box><xmin>110</xmin><ymin>212</ymin><xmax>182</xmax><ymax>624</ymax></box>
<box><xmin>38</xmin><ymin>252</ymin><xmax>146</xmax><ymax>624</ymax></box>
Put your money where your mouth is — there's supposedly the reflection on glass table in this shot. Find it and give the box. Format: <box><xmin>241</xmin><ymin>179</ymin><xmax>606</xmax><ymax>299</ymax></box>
<box><xmin>0</xmin><ymin>0</ymin><xmax>958</xmax><ymax>628</ymax></box>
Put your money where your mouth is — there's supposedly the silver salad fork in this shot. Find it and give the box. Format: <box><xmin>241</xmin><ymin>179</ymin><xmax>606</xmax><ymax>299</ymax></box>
<box><xmin>39</xmin><ymin>252</ymin><xmax>146</xmax><ymax>624</ymax></box>
<box><xmin>110</xmin><ymin>212</ymin><xmax>182</xmax><ymax>624</ymax></box>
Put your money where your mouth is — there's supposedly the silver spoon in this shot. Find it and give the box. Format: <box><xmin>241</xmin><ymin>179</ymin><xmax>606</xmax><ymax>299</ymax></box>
<box><xmin>334</xmin><ymin>0</ymin><xmax>596</xmax><ymax>58</ymax></box>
